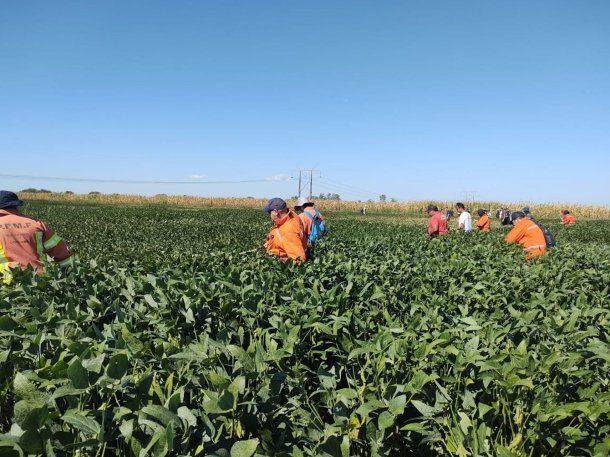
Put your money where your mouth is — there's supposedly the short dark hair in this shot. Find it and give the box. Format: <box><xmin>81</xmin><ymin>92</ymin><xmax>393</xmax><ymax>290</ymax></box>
<box><xmin>456</xmin><ymin>202</ymin><xmax>465</xmax><ymax>210</ymax></box>
<box><xmin>510</xmin><ymin>211</ymin><xmax>525</xmax><ymax>222</ymax></box>
<box><xmin>477</xmin><ymin>209</ymin><xmax>485</xmax><ymax>217</ymax></box>
<box><xmin>426</xmin><ymin>204</ymin><xmax>438</xmax><ymax>212</ymax></box>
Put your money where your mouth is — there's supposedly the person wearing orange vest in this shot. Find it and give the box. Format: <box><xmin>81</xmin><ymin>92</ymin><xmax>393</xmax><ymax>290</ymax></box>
<box><xmin>504</xmin><ymin>211</ymin><xmax>546</xmax><ymax>260</ymax></box>
<box><xmin>263</xmin><ymin>198</ymin><xmax>307</xmax><ymax>262</ymax></box>
<box><xmin>0</xmin><ymin>191</ymin><xmax>73</xmax><ymax>282</ymax></box>
<box><xmin>294</xmin><ymin>196</ymin><xmax>326</xmax><ymax>240</ymax></box>
<box><xmin>561</xmin><ymin>210</ymin><xmax>577</xmax><ymax>225</ymax></box>
<box><xmin>475</xmin><ymin>209</ymin><xmax>491</xmax><ymax>232</ymax></box>
<box><xmin>427</xmin><ymin>204</ymin><xmax>448</xmax><ymax>238</ymax></box>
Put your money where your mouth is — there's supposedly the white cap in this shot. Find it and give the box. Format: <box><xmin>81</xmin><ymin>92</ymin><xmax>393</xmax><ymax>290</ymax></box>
<box><xmin>296</xmin><ymin>196</ymin><xmax>312</xmax><ymax>207</ymax></box>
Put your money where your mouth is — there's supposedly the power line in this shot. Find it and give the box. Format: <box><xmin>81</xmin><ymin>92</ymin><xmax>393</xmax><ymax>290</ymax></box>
<box><xmin>314</xmin><ymin>181</ymin><xmax>376</xmax><ymax>201</ymax></box>
<box><xmin>318</xmin><ymin>177</ymin><xmax>381</xmax><ymax>198</ymax></box>
<box><xmin>0</xmin><ymin>173</ymin><xmax>291</xmax><ymax>185</ymax></box>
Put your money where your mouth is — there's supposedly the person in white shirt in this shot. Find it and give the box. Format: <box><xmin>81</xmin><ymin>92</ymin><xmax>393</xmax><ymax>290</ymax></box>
<box><xmin>455</xmin><ymin>202</ymin><xmax>473</xmax><ymax>232</ymax></box>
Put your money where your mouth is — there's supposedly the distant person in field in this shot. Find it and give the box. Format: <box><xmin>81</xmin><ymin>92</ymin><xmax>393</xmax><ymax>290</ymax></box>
<box><xmin>455</xmin><ymin>202</ymin><xmax>473</xmax><ymax>232</ymax></box>
<box><xmin>427</xmin><ymin>205</ymin><xmax>448</xmax><ymax>239</ymax></box>
<box><xmin>522</xmin><ymin>206</ymin><xmax>539</xmax><ymax>224</ymax></box>
<box><xmin>504</xmin><ymin>211</ymin><xmax>547</xmax><ymax>260</ymax></box>
<box><xmin>294</xmin><ymin>196</ymin><xmax>327</xmax><ymax>258</ymax></box>
<box><xmin>561</xmin><ymin>210</ymin><xmax>577</xmax><ymax>225</ymax></box>
<box><xmin>0</xmin><ymin>191</ymin><xmax>73</xmax><ymax>283</ymax></box>
<box><xmin>475</xmin><ymin>209</ymin><xmax>491</xmax><ymax>232</ymax></box>
<box><xmin>263</xmin><ymin>198</ymin><xmax>307</xmax><ymax>262</ymax></box>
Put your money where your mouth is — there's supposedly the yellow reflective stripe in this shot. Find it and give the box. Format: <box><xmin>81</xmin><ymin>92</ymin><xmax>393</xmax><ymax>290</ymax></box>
<box><xmin>525</xmin><ymin>244</ymin><xmax>546</xmax><ymax>250</ymax></box>
<box><xmin>43</xmin><ymin>234</ymin><xmax>62</xmax><ymax>250</ymax></box>
<box><xmin>0</xmin><ymin>241</ymin><xmax>9</xmax><ymax>266</ymax></box>
<box><xmin>0</xmin><ymin>242</ymin><xmax>11</xmax><ymax>283</ymax></box>
<box><xmin>35</xmin><ymin>232</ymin><xmax>44</xmax><ymax>258</ymax></box>
<box><xmin>58</xmin><ymin>256</ymin><xmax>74</xmax><ymax>267</ymax></box>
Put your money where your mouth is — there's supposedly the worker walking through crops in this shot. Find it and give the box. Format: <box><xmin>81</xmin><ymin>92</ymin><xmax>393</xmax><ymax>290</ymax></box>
<box><xmin>561</xmin><ymin>210</ymin><xmax>577</xmax><ymax>225</ymax></box>
<box><xmin>475</xmin><ymin>209</ymin><xmax>491</xmax><ymax>232</ymax></box>
<box><xmin>455</xmin><ymin>202</ymin><xmax>473</xmax><ymax>232</ymax></box>
<box><xmin>504</xmin><ymin>211</ymin><xmax>547</xmax><ymax>260</ymax></box>
<box><xmin>264</xmin><ymin>198</ymin><xmax>307</xmax><ymax>262</ymax></box>
<box><xmin>0</xmin><ymin>191</ymin><xmax>73</xmax><ymax>283</ymax></box>
<box><xmin>294</xmin><ymin>196</ymin><xmax>327</xmax><ymax>258</ymax></box>
<box><xmin>427</xmin><ymin>205</ymin><xmax>448</xmax><ymax>238</ymax></box>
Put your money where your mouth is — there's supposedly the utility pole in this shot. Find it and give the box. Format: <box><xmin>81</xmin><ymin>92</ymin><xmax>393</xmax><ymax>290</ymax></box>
<box><xmin>296</xmin><ymin>169</ymin><xmax>319</xmax><ymax>199</ymax></box>
<box><xmin>298</xmin><ymin>171</ymin><xmax>302</xmax><ymax>198</ymax></box>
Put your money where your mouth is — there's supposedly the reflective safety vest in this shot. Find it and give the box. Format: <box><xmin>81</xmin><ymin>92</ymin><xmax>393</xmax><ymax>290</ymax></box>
<box><xmin>265</xmin><ymin>211</ymin><xmax>307</xmax><ymax>262</ymax></box>
<box><xmin>505</xmin><ymin>218</ymin><xmax>547</xmax><ymax>260</ymax></box>
<box><xmin>0</xmin><ymin>209</ymin><xmax>73</xmax><ymax>282</ymax></box>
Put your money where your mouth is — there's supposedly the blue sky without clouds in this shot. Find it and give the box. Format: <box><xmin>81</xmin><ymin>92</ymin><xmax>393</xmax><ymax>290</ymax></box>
<box><xmin>1</xmin><ymin>1</ymin><xmax>609</xmax><ymax>203</ymax></box>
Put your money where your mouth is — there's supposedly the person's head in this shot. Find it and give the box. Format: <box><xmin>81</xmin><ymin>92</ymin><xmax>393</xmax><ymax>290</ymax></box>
<box><xmin>426</xmin><ymin>204</ymin><xmax>438</xmax><ymax>216</ymax></box>
<box><xmin>562</xmin><ymin>209</ymin><xmax>570</xmax><ymax>215</ymax></box>
<box><xmin>522</xmin><ymin>206</ymin><xmax>531</xmax><ymax>214</ymax></box>
<box><xmin>0</xmin><ymin>191</ymin><xmax>23</xmax><ymax>212</ymax></box>
<box><xmin>477</xmin><ymin>209</ymin><xmax>485</xmax><ymax>217</ymax></box>
<box><xmin>455</xmin><ymin>202</ymin><xmax>466</xmax><ymax>213</ymax></box>
<box><xmin>295</xmin><ymin>196</ymin><xmax>313</xmax><ymax>212</ymax></box>
<box><xmin>263</xmin><ymin>198</ymin><xmax>289</xmax><ymax>223</ymax></box>
<box><xmin>510</xmin><ymin>211</ymin><xmax>526</xmax><ymax>225</ymax></box>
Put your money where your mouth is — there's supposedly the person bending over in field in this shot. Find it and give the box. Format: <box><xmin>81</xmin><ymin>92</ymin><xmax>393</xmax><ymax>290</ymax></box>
<box><xmin>561</xmin><ymin>210</ymin><xmax>577</xmax><ymax>225</ymax></box>
<box><xmin>504</xmin><ymin>211</ymin><xmax>546</xmax><ymax>260</ymax></box>
<box><xmin>264</xmin><ymin>198</ymin><xmax>307</xmax><ymax>262</ymax></box>
<box><xmin>475</xmin><ymin>209</ymin><xmax>491</xmax><ymax>232</ymax></box>
<box><xmin>427</xmin><ymin>205</ymin><xmax>448</xmax><ymax>239</ymax></box>
<box><xmin>0</xmin><ymin>191</ymin><xmax>73</xmax><ymax>283</ymax></box>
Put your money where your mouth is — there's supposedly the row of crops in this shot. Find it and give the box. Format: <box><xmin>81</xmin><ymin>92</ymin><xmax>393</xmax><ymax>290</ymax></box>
<box><xmin>1</xmin><ymin>202</ymin><xmax>609</xmax><ymax>456</ymax></box>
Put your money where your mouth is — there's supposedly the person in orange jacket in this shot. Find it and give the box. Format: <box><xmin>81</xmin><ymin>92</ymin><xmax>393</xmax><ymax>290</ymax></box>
<box><xmin>263</xmin><ymin>198</ymin><xmax>307</xmax><ymax>262</ymax></box>
<box><xmin>294</xmin><ymin>196</ymin><xmax>326</xmax><ymax>240</ymax></box>
<box><xmin>504</xmin><ymin>211</ymin><xmax>546</xmax><ymax>260</ymax></box>
<box><xmin>561</xmin><ymin>210</ymin><xmax>577</xmax><ymax>225</ymax></box>
<box><xmin>0</xmin><ymin>191</ymin><xmax>73</xmax><ymax>282</ymax></box>
<box><xmin>427</xmin><ymin>204</ymin><xmax>448</xmax><ymax>238</ymax></box>
<box><xmin>475</xmin><ymin>209</ymin><xmax>491</xmax><ymax>232</ymax></box>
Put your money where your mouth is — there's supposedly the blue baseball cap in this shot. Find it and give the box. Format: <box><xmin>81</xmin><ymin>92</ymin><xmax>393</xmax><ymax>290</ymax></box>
<box><xmin>0</xmin><ymin>191</ymin><xmax>23</xmax><ymax>209</ymax></box>
<box><xmin>263</xmin><ymin>197</ymin><xmax>287</xmax><ymax>213</ymax></box>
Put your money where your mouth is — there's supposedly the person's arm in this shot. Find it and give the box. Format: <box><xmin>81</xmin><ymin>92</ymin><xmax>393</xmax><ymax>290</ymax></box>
<box><xmin>427</xmin><ymin>217</ymin><xmax>438</xmax><ymax>236</ymax></box>
<box><xmin>41</xmin><ymin>223</ymin><xmax>73</xmax><ymax>267</ymax></box>
<box><xmin>475</xmin><ymin>216</ymin><xmax>485</xmax><ymax>228</ymax></box>
<box><xmin>504</xmin><ymin>224</ymin><xmax>524</xmax><ymax>244</ymax></box>
<box><xmin>280</xmin><ymin>227</ymin><xmax>306</xmax><ymax>261</ymax></box>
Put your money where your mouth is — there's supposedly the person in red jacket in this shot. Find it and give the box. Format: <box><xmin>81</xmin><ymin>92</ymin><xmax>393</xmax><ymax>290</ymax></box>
<box><xmin>263</xmin><ymin>198</ymin><xmax>307</xmax><ymax>262</ymax></box>
<box><xmin>427</xmin><ymin>204</ymin><xmax>448</xmax><ymax>239</ymax></box>
<box><xmin>0</xmin><ymin>191</ymin><xmax>73</xmax><ymax>282</ymax></box>
<box><xmin>561</xmin><ymin>210</ymin><xmax>577</xmax><ymax>225</ymax></box>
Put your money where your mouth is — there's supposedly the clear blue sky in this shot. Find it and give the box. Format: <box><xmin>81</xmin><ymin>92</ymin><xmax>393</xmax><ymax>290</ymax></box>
<box><xmin>1</xmin><ymin>1</ymin><xmax>609</xmax><ymax>204</ymax></box>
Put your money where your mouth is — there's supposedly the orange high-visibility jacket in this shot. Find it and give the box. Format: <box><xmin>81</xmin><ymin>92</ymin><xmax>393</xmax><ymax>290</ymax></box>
<box><xmin>476</xmin><ymin>213</ymin><xmax>491</xmax><ymax>232</ymax></box>
<box><xmin>265</xmin><ymin>211</ymin><xmax>307</xmax><ymax>262</ymax></box>
<box><xmin>0</xmin><ymin>209</ymin><xmax>73</xmax><ymax>277</ymax></box>
<box><xmin>505</xmin><ymin>218</ymin><xmax>546</xmax><ymax>259</ymax></box>
<box><xmin>298</xmin><ymin>206</ymin><xmax>326</xmax><ymax>240</ymax></box>
<box><xmin>561</xmin><ymin>214</ymin><xmax>576</xmax><ymax>225</ymax></box>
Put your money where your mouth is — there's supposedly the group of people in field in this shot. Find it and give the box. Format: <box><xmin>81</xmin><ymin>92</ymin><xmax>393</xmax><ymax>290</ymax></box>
<box><xmin>427</xmin><ymin>202</ymin><xmax>577</xmax><ymax>260</ymax></box>
<box><xmin>263</xmin><ymin>196</ymin><xmax>327</xmax><ymax>263</ymax></box>
<box><xmin>0</xmin><ymin>188</ymin><xmax>582</xmax><ymax>283</ymax></box>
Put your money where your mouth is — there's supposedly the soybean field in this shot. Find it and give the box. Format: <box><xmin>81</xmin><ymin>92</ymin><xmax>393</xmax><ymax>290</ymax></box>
<box><xmin>1</xmin><ymin>201</ymin><xmax>610</xmax><ymax>457</ymax></box>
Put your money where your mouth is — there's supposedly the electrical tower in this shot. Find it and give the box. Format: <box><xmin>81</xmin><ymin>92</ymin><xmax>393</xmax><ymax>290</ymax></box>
<box><xmin>296</xmin><ymin>169</ymin><xmax>319</xmax><ymax>199</ymax></box>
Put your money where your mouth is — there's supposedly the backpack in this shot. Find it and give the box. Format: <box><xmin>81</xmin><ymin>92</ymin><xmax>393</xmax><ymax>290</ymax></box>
<box><xmin>533</xmin><ymin>221</ymin><xmax>557</xmax><ymax>248</ymax></box>
<box><xmin>304</xmin><ymin>209</ymin><xmax>327</xmax><ymax>245</ymax></box>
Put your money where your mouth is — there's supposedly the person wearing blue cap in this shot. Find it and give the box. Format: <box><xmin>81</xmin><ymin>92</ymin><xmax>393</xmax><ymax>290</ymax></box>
<box><xmin>0</xmin><ymin>191</ymin><xmax>73</xmax><ymax>282</ymax></box>
<box><xmin>263</xmin><ymin>198</ymin><xmax>307</xmax><ymax>262</ymax></box>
